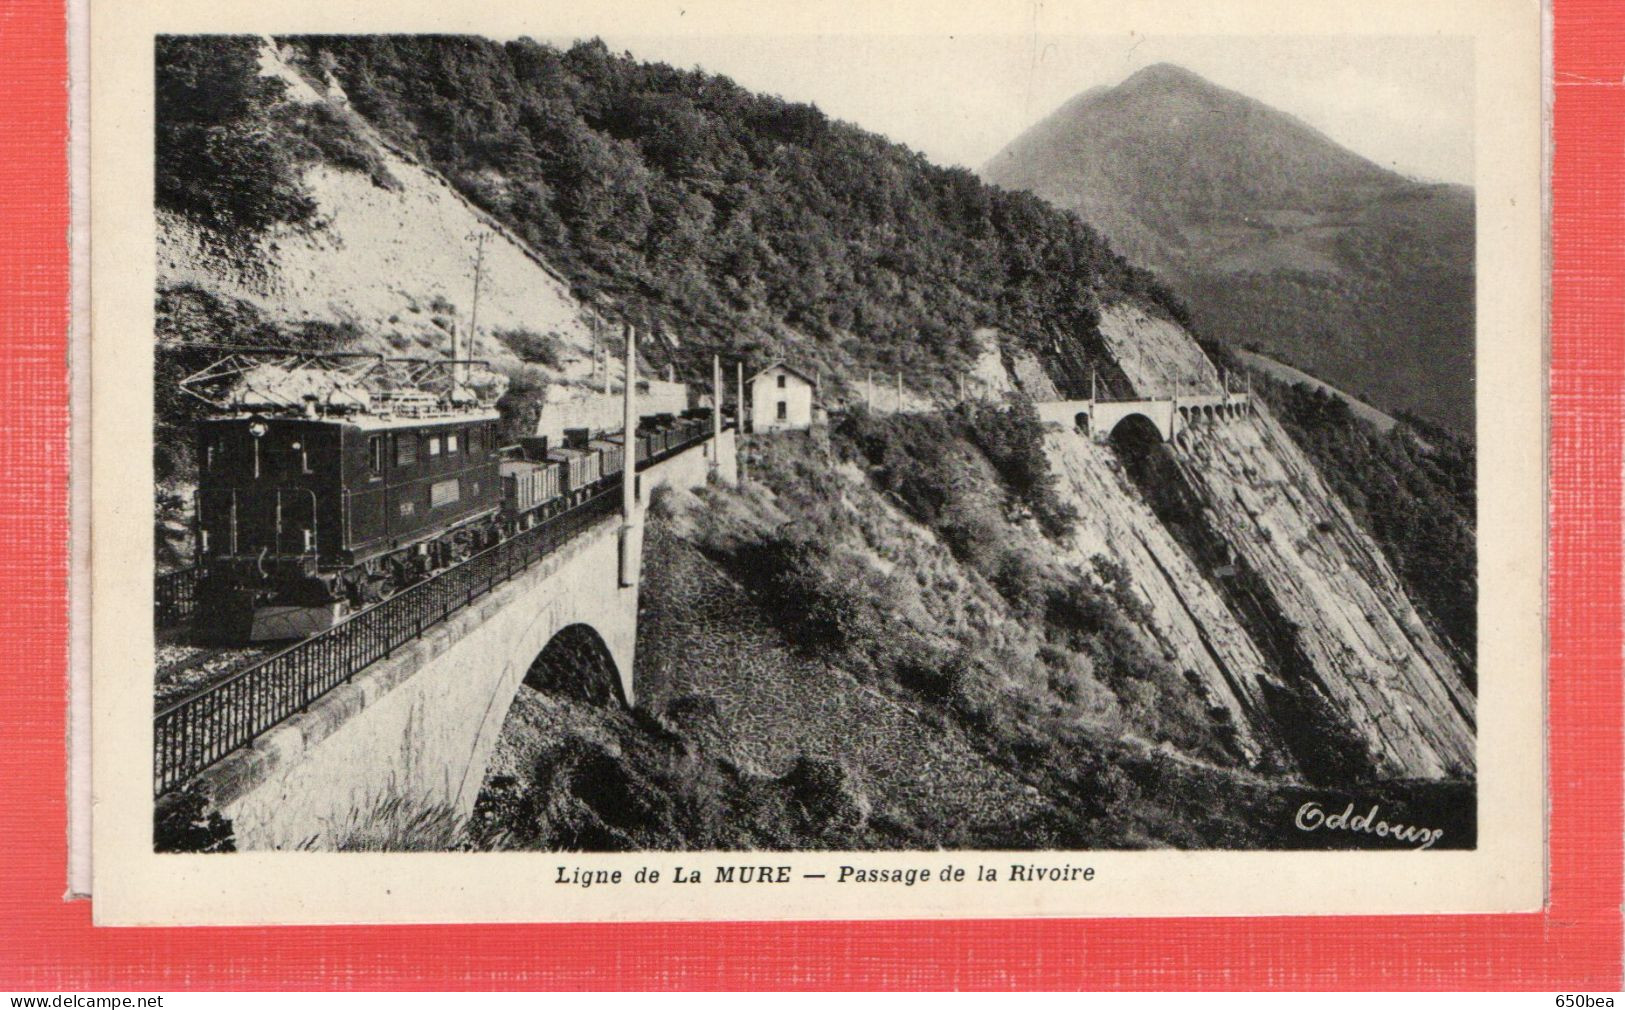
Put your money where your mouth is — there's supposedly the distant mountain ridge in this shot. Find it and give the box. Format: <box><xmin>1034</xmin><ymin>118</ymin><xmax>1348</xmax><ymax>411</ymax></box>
<box><xmin>983</xmin><ymin>63</ymin><xmax>1475</xmax><ymax>432</ymax></box>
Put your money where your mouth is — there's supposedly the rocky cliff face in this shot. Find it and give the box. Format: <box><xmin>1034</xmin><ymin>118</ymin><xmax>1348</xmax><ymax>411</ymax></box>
<box><xmin>1043</xmin><ymin>431</ymin><xmax>1275</xmax><ymax>766</ymax></box>
<box><xmin>1169</xmin><ymin>409</ymin><xmax>1474</xmax><ymax>777</ymax></box>
<box><xmin>1040</xmin><ymin>304</ymin><xmax>1474</xmax><ymax>780</ymax></box>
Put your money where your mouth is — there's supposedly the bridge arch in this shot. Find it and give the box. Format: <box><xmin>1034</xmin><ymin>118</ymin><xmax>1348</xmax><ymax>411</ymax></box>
<box><xmin>521</xmin><ymin>622</ymin><xmax>627</xmax><ymax>707</ymax></box>
<box><xmin>1106</xmin><ymin>411</ymin><xmax>1166</xmax><ymax>452</ymax></box>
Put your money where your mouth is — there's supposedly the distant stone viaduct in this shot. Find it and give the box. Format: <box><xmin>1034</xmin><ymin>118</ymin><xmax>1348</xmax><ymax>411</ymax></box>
<box><xmin>1036</xmin><ymin>391</ymin><xmax>1255</xmax><ymax>442</ymax></box>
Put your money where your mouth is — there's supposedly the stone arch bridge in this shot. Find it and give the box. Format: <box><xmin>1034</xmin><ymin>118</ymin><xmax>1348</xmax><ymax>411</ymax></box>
<box><xmin>163</xmin><ymin>428</ymin><xmax>737</xmax><ymax>849</ymax></box>
<box><xmin>1035</xmin><ymin>391</ymin><xmax>1254</xmax><ymax>443</ymax></box>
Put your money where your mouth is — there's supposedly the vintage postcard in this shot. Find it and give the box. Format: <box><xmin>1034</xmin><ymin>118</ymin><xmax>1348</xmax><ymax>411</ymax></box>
<box><xmin>87</xmin><ymin>0</ymin><xmax>1546</xmax><ymax>925</ymax></box>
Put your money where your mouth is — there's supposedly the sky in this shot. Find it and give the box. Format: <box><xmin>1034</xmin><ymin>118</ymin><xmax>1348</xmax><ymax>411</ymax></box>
<box><xmin>541</xmin><ymin>33</ymin><xmax>1475</xmax><ymax>185</ymax></box>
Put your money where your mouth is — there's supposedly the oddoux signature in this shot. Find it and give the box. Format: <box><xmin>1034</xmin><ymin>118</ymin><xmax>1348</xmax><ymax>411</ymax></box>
<box><xmin>1295</xmin><ymin>801</ymin><xmax>1444</xmax><ymax>850</ymax></box>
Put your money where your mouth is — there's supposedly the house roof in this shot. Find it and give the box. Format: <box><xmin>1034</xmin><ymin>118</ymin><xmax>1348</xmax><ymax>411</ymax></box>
<box><xmin>749</xmin><ymin>361</ymin><xmax>819</xmax><ymax>388</ymax></box>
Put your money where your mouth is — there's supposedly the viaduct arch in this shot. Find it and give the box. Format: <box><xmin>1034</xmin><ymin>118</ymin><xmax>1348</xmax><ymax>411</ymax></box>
<box><xmin>1106</xmin><ymin>411</ymin><xmax>1166</xmax><ymax>453</ymax></box>
<box><xmin>522</xmin><ymin>622</ymin><xmax>626</xmax><ymax>707</ymax></box>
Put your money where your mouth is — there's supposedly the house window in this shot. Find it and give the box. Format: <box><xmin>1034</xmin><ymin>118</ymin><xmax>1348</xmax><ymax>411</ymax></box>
<box><xmin>399</xmin><ymin>500</ymin><xmax>416</xmax><ymax>517</ymax></box>
<box><xmin>427</xmin><ymin>435</ymin><xmax>441</xmax><ymax>457</ymax></box>
<box><xmin>446</xmin><ymin>432</ymin><xmax>460</xmax><ymax>454</ymax></box>
<box><xmin>430</xmin><ymin>478</ymin><xmax>460</xmax><ymax>508</ymax></box>
<box><xmin>469</xmin><ymin>427</ymin><xmax>483</xmax><ymax>456</ymax></box>
<box><xmin>777</xmin><ymin>400</ymin><xmax>788</xmax><ymax>421</ymax></box>
<box><xmin>777</xmin><ymin>374</ymin><xmax>787</xmax><ymax>388</ymax></box>
<box><xmin>368</xmin><ymin>436</ymin><xmax>384</xmax><ymax>474</ymax></box>
<box><xmin>395</xmin><ymin>434</ymin><xmax>417</xmax><ymax>466</ymax></box>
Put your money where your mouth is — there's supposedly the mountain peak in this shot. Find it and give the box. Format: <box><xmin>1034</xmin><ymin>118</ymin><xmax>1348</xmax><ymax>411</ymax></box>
<box><xmin>979</xmin><ymin>57</ymin><xmax>1475</xmax><ymax>433</ymax></box>
<box><xmin>1118</xmin><ymin>62</ymin><xmax>1212</xmax><ymax>91</ymax></box>
<box><xmin>986</xmin><ymin>60</ymin><xmax>1396</xmax><ymax>209</ymax></box>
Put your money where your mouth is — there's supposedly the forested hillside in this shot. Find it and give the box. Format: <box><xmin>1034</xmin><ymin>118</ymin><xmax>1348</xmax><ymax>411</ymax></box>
<box><xmin>164</xmin><ymin>34</ymin><xmax>1188</xmax><ymax>398</ymax></box>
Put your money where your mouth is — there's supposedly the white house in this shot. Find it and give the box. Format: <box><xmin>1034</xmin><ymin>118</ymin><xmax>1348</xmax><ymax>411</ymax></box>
<box><xmin>748</xmin><ymin>362</ymin><xmax>817</xmax><ymax>432</ymax></box>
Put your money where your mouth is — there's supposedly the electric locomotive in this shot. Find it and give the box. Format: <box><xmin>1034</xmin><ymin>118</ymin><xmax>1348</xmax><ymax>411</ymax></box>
<box><xmin>187</xmin><ymin>353</ymin><xmax>512</xmax><ymax>641</ymax></box>
<box><xmin>181</xmin><ymin>348</ymin><xmax>715</xmax><ymax>642</ymax></box>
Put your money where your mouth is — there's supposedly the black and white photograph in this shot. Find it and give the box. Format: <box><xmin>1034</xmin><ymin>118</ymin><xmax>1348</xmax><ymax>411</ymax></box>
<box><xmin>144</xmin><ymin>27</ymin><xmax>1484</xmax><ymax>858</ymax></box>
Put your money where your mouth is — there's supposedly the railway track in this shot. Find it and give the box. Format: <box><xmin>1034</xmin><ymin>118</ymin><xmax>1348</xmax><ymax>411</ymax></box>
<box><xmin>155</xmin><ymin>641</ymin><xmax>277</xmax><ymax>710</ymax></box>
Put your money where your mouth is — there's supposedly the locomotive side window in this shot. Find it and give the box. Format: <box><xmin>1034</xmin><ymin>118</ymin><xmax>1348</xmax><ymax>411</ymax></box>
<box><xmin>368</xmin><ymin>436</ymin><xmax>384</xmax><ymax>475</ymax></box>
<box><xmin>395</xmin><ymin>433</ymin><xmax>417</xmax><ymax>467</ymax></box>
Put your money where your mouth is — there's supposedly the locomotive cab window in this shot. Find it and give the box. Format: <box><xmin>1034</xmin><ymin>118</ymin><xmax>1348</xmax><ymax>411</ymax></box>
<box><xmin>395</xmin><ymin>433</ymin><xmax>417</xmax><ymax>467</ymax></box>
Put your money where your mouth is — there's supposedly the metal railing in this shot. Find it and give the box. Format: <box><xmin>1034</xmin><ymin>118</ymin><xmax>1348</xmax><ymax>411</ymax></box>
<box><xmin>153</xmin><ymin>422</ymin><xmax>719</xmax><ymax>796</ymax></box>
<box><xmin>155</xmin><ymin>565</ymin><xmax>201</xmax><ymax>626</ymax></box>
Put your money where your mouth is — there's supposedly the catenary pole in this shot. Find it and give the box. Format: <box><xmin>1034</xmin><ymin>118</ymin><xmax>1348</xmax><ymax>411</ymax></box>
<box><xmin>622</xmin><ymin>322</ymin><xmax>637</xmax><ymax>522</ymax></box>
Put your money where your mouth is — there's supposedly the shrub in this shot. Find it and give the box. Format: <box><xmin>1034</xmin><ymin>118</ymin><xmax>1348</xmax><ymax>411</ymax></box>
<box><xmin>326</xmin><ymin>795</ymin><xmax>465</xmax><ymax>851</ymax></box>
<box><xmin>834</xmin><ymin>403</ymin><xmax>1074</xmax><ymax>560</ymax></box>
<box><xmin>153</xmin><ymin>789</ymin><xmax>235</xmax><ymax>853</ymax></box>
<box><xmin>495</xmin><ymin>365</ymin><xmax>550</xmax><ymax>443</ymax></box>
<box><xmin>496</xmin><ymin>327</ymin><xmax>566</xmax><ymax>369</ymax></box>
<box><xmin>957</xmin><ymin>398</ymin><xmax>1077</xmax><ymax>538</ymax></box>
